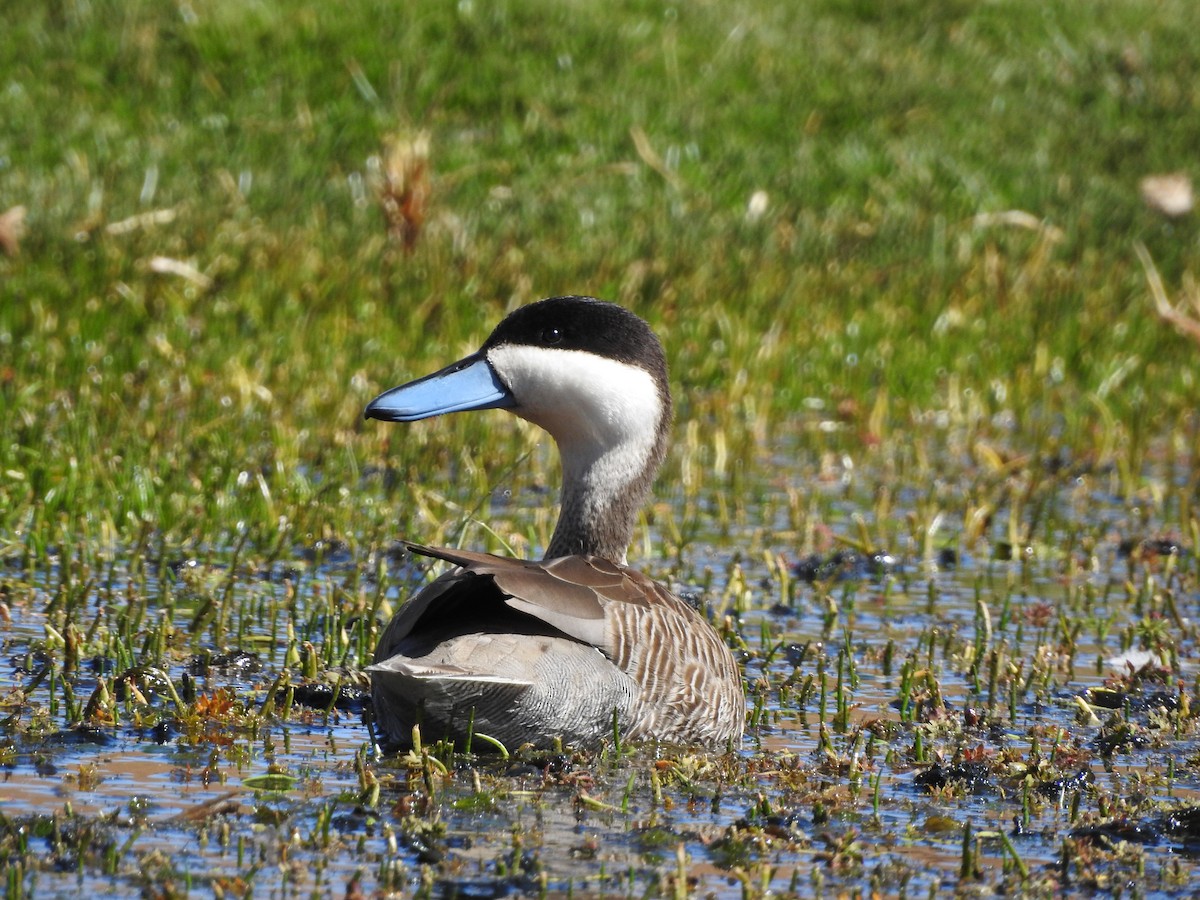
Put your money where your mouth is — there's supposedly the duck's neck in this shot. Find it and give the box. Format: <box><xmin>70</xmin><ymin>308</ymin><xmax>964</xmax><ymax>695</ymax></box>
<box><xmin>544</xmin><ymin>429</ymin><xmax>667</xmax><ymax>563</ymax></box>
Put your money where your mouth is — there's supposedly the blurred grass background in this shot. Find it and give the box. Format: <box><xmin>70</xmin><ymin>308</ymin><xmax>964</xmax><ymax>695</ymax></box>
<box><xmin>1</xmin><ymin>0</ymin><xmax>1198</xmax><ymax>558</ymax></box>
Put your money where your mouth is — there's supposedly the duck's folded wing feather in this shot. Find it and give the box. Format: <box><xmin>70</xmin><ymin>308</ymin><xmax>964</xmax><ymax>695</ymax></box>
<box><xmin>401</xmin><ymin>542</ymin><xmax>687</xmax><ymax>657</ymax></box>
<box><xmin>368</xmin><ymin>655</ymin><xmax>531</xmax><ymax>687</ymax></box>
<box><xmin>404</xmin><ymin>542</ymin><xmax>607</xmax><ymax>616</ymax></box>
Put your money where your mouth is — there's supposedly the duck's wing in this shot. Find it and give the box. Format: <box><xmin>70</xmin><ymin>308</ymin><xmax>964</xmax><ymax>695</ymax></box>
<box><xmin>373</xmin><ymin>542</ymin><xmax>614</xmax><ymax>663</ymax></box>
<box><xmin>401</xmin><ymin>541</ymin><xmax>679</xmax><ymax>653</ymax></box>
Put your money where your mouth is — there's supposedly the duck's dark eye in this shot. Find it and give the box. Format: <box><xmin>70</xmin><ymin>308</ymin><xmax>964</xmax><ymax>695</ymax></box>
<box><xmin>541</xmin><ymin>326</ymin><xmax>563</xmax><ymax>345</ymax></box>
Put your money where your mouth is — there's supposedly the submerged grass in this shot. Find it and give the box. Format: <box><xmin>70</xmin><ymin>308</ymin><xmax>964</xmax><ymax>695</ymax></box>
<box><xmin>3</xmin><ymin>0</ymin><xmax>1200</xmax><ymax>895</ymax></box>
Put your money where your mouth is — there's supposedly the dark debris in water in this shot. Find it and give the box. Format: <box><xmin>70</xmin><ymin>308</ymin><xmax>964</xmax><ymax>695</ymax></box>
<box><xmin>993</xmin><ymin>542</ymin><xmax>1035</xmax><ymax>562</ymax></box>
<box><xmin>1035</xmin><ymin>768</ymin><xmax>1094</xmax><ymax>799</ymax></box>
<box><xmin>253</xmin><ymin>562</ymin><xmax>305</xmax><ymax>583</ymax></box>
<box><xmin>913</xmin><ymin>761</ymin><xmax>994</xmax><ymax>794</ymax></box>
<box><xmin>1117</xmin><ymin>536</ymin><xmax>1186</xmax><ymax>560</ymax></box>
<box><xmin>888</xmin><ymin>694</ymin><xmax>951</xmax><ymax>722</ymax></box>
<box><xmin>1160</xmin><ymin>806</ymin><xmax>1200</xmax><ymax>844</ymax></box>
<box><xmin>1086</xmin><ymin>686</ymin><xmax>1179</xmax><ymax>713</ymax></box>
<box><xmin>1081</xmin><ymin>677</ymin><xmax>1182</xmax><ymax>758</ymax></box>
<box><xmin>87</xmin><ymin>655</ymin><xmax>116</xmax><ymax>675</ymax></box>
<box><xmin>11</xmin><ymin>648</ymin><xmax>54</xmax><ymax>677</ymax></box>
<box><xmin>1072</xmin><ymin>806</ymin><xmax>1200</xmax><ymax>849</ymax></box>
<box><xmin>300</xmin><ymin>538</ymin><xmax>354</xmax><ymax>566</ymax></box>
<box><xmin>291</xmin><ymin>680</ymin><xmax>371</xmax><ymax>713</ymax></box>
<box><xmin>733</xmin><ymin>808</ymin><xmax>809</xmax><ymax>837</ymax></box>
<box><xmin>398</xmin><ymin>824</ymin><xmax>445</xmax><ymax>865</ymax></box>
<box><xmin>112</xmin><ymin>665</ymin><xmax>180</xmax><ymax>702</ymax></box>
<box><xmin>185</xmin><ymin>649</ymin><xmax>264</xmax><ymax>677</ymax></box>
<box><xmin>784</xmin><ymin>642</ymin><xmax>812</xmax><ymax>667</ymax></box>
<box><xmin>45</xmin><ymin>726</ymin><xmax>114</xmax><ymax>747</ymax></box>
<box><xmin>166</xmin><ymin>557</ymin><xmax>205</xmax><ymax>577</ymax></box>
<box><xmin>792</xmin><ymin>549</ymin><xmax>899</xmax><ymax>583</ymax></box>
<box><xmin>1092</xmin><ymin>722</ymin><xmax>1153</xmax><ymax>757</ymax></box>
<box><xmin>144</xmin><ymin>719</ymin><xmax>180</xmax><ymax>744</ymax></box>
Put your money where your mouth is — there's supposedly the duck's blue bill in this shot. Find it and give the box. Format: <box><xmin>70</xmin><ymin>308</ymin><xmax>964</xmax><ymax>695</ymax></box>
<box><xmin>364</xmin><ymin>353</ymin><xmax>515</xmax><ymax>422</ymax></box>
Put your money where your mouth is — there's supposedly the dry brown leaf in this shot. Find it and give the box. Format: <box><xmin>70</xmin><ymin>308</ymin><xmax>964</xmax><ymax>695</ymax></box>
<box><xmin>0</xmin><ymin>205</ymin><xmax>26</xmax><ymax>256</ymax></box>
<box><xmin>379</xmin><ymin>131</ymin><xmax>430</xmax><ymax>251</ymax></box>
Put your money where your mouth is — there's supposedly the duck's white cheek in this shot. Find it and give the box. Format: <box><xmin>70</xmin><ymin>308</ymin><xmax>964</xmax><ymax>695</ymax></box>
<box><xmin>487</xmin><ymin>345</ymin><xmax>663</xmax><ymax>446</ymax></box>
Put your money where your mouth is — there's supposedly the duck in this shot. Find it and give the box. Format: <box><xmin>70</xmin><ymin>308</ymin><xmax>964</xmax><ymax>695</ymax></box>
<box><xmin>364</xmin><ymin>295</ymin><xmax>744</xmax><ymax>751</ymax></box>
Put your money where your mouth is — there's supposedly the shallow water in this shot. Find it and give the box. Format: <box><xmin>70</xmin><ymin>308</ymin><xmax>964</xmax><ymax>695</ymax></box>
<box><xmin>3</xmin><ymin>433</ymin><xmax>1199</xmax><ymax>897</ymax></box>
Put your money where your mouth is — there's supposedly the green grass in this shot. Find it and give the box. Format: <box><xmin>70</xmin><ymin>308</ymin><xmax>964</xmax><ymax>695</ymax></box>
<box><xmin>4</xmin><ymin>5</ymin><xmax>1198</xmax><ymax>529</ymax></box>
<box><xmin>3</xmin><ymin>0</ymin><xmax>1200</xmax><ymax>895</ymax></box>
